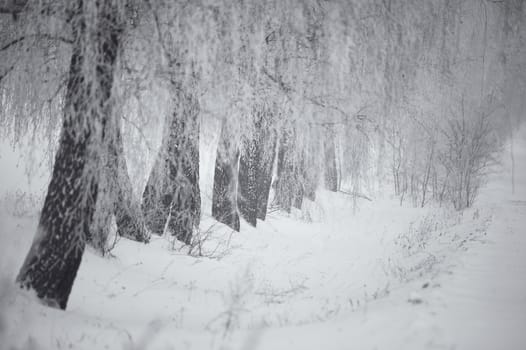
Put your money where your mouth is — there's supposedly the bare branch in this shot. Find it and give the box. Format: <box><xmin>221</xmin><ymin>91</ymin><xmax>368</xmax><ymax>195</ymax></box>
<box><xmin>0</xmin><ymin>64</ymin><xmax>14</xmax><ymax>83</ymax></box>
<box><xmin>1</xmin><ymin>33</ymin><xmax>73</xmax><ymax>52</ymax></box>
<box><xmin>0</xmin><ymin>36</ymin><xmax>25</xmax><ymax>51</ymax></box>
<box><xmin>261</xmin><ymin>66</ymin><xmax>367</xmax><ymax>123</ymax></box>
<box><xmin>338</xmin><ymin>190</ymin><xmax>373</xmax><ymax>201</ymax></box>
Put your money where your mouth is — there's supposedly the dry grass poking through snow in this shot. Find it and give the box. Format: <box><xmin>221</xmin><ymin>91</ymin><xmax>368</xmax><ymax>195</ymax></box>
<box><xmin>0</xmin><ymin>187</ymin><xmax>496</xmax><ymax>349</ymax></box>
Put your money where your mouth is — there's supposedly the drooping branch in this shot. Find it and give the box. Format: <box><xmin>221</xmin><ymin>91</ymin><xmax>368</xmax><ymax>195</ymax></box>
<box><xmin>1</xmin><ymin>34</ymin><xmax>73</xmax><ymax>52</ymax></box>
<box><xmin>261</xmin><ymin>66</ymin><xmax>370</xmax><ymax>127</ymax></box>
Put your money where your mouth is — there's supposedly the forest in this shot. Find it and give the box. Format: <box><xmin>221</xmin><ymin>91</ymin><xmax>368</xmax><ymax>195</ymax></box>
<box><xmin>0</xmin><ymin>0</ymin><xmax>525</xmax><ymax>349</ymax></box>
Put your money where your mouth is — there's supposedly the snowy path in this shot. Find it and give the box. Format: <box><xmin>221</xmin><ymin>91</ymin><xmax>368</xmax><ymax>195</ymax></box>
<box><xmin>424</xmin><ymin>200</ymin><xmax>526</xmax><ymax>349</ymax></box>
<box><xmin>225</xmin><ymin>131</ymin><xmax>526</xmax><ymax>350</ymax></box>
<box><xmin>215</xmin><ymin>202</ymin><xmax>526</xmax><ymax>350</ymax></box>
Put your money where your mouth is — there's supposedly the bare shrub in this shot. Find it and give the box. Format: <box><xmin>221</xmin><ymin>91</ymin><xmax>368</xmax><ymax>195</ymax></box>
<box><xmin>438</xmin><ymin>106</ymin><xmax>501</xmax><ymax>210</ymax></box>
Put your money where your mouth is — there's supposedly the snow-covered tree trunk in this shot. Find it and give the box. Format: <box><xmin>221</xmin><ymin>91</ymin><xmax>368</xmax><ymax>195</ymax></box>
<box><xmin>323</xmin><ymin>126</ymin><xmax>338</xmax><ymax>192</ymax></box>
<box><xmin>141</xmin><ymin>150</ymin><xmax>170</xmax><ymax>235</ymax></box>
<box><xmin>255</xmin><ymin>115</ymin><xmax>277</xmax><ymax>220</ymax></box>
<box><xmin>142</xmin><ymin>88</ymin><xmax>200</xmax><ymax>244</ymax></box>
<box><xmin>303</xmin><ymin>130</ymin><xmax>320</xmax><ymax>202</ymax></box>
<box><xmin>303</xmin><ymin>162</ymin><xmax>318</xmax><ymax>202</ymax></box>
<box><xmin>237</xmin><ymin>127</ymin><xmax>261</xmax><ymax>227</ymax></box>
<box><xmin>237</xmin><ymin>108</ymin><xmax>276</xmax><ymax>226</ymax></box>
<box><xmin>274</xmin><ymin>125</ymin><xmax>299</xmax><ymax>213</ymax></box>
<box><xmin>16</xmin><ymin>0</ymin><xmax>122</xmax><ymax>309</ymax></box>
<box><xmin>292</xmin><ymin>151</ymin><xmax>305</xmax><ymax>210</ymax></box>
<box><xmin>212</xmin><ymin>119</ymin><xmax>240</xmax><ymax>231</ymax></box>
<box><xmin>89</xmin><ymin>122</ymin><xmax>150</xmax><ymax>254</ymax></box>
<box><xmin>112</xmin><ymin>125</ymin><xmax>149</xmax><ymax>241</ymax></box>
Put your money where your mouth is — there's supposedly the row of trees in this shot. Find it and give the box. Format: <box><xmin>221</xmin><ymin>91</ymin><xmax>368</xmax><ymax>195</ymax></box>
<box><xmin>1</xmin><ymin>0</ymin><xmax>525</xmax><ymax>309</ymax></box>
<box><xmin>333</xmin><ymin>0</ymin><xmax>525</xmax><ymax>210</ymax></box>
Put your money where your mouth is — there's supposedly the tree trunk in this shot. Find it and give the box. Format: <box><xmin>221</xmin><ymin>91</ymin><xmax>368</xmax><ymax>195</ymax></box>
<box><xmin>303</xmin><ymin>168</ymin><xmax>317</xmax><ymax>201</ymax></box>
<box><xmin>237</xmin><ymin>109</ymin><xmax>276</xmax><ymax>226</ymax></box>
<box><xmin>303</xmin><ymin>132</ymin><xmax>319</xmax><ymax>202</ymax></box>
<box><xmin>323</xmin><ymin>126</ymin><xmax>338</xmax><ymax>192</ymax></box>
<box><xmin>112</xmin><ymin>126</ymin><xmax>150</xmax><ymax>242</ymax></box>
<box><xmin>142</xmin><ymin>153</ymin><xmax>171</xmax><ymax>235</ymax></box>
<box><xmin>237</xmin><ymin>132</ymin><xmax>260</xmax><ymax>227</ymax></box>
<box><xmin>16</xmin><ymin>0</ymin><xmax>121</xmax><ymax>310</ymax></box>
<box><xmin>142</xmin><ymin>89</ymin><xmax>200</xmax><ymax>245</ymax></box>
<box><xmin>292</xmin><ymin>151</ymin><xmax>305</xmax><ymax>210</ymax></box>
<box><xmin>255</xmin><ymin>123</ymin><xmax>276</xmax><ymax>220</ymax></box>
<box><xmin>89</xmin><ymin>123</ymin><xmax>150</xmax><ymax>254</ymax></box>
<box><xmin>274</xmin><ymin>126</ymin><xmax>298</xmax><ymax>213</ymax></box>
<box><xmin>212</xmin><ymin>120</ymin><xmax>240</xmax><ymax>231</ymax></box>
<box><xmin>420</xmin><ymin>144</ymin><xmax>434</xmax><ymax>208</ymax></box>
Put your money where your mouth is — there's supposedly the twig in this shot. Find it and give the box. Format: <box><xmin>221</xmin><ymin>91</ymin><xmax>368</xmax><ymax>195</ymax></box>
<box><xmin>0</xmin><ymin>64</ymin><xmax>14</xmax><ymax>83</ymax></box>
<box><xmin>338</xmin><ymin>190</ymin><xmax>372</xmax><ymax>201</ymax></box>
<box><xmin>1</xmin><ymin>33</ymin><xmax>72</xmax><ymax>52</ymax></box>
<box><xmin>261</xmin><ymin>66</ymin><xmax>370</xmax><ymax>126</ymax></box>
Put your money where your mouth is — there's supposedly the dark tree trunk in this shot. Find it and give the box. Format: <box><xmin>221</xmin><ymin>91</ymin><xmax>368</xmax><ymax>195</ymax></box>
<box><xmin>292</xmin><ymin>152</ymin><xmax>305</xmax><ymax>210</ymax></box>
<box><xmin>303</xmin><ymin>135</ymin><xmax>319</xmax><ymax>201</ymax></box>
<box><xmin>274</xmin><ymin>126</ymin><xmax>297</xmax><ymax>213</ymax></box>
<box><xmin>112</xmin><ymin>126</ymin><xmax>149</xmax><ymax>242</ymax></box>
<box><xmin>142</xmin><ymin>89</ymin><xmax>200</xmax><ymax>245</ymax></box>
<box><xmin>274</xmin><ymin>126</ymin><xmax>319</xmax><ymax>210</ymax></box>
<box><xmin>324</xmin><ymin>126</ymin><xmax>338</xmax><ymax>192</ymax></box>
<box><xmin>255</xmin><ymin>115</ymin><xmax>277</xmax><ymax>221</ymax></box>
<box><xmin>142</xmin><ymin>153</ymin><xmax>171</xmax><ymax>235</ymax></box>
<box><xmin>237</xmin><ymin>134</ymin><xmax>260</xmax><ymax>227</ymax></box>
<box><xmin>165</xmin><ymin>90</ymin><xmax>201</xmax><ymax>245</ymax></box>
<box><xmin>237</xmin><ymin>109</ymin><xmax>276</xmax><ymax>226</ymax></box>
<box><xmin>89</xmin><ymin>170</ymin><xmax>113</xmax><ymax>253</ymax></box>
<box><xmin>212</xmin><ymin>120</ymin><xmax>240</xmax><ymax>231</ymax></box>
<box><xmin>89</xmin><ymin>123</ymin><xmax>150</xmax><ymax>254</ymax></box>
<box><xmin>16</xmin><ymin>0</ymin><xmax>121</xmax><ymax>310</ymax></box>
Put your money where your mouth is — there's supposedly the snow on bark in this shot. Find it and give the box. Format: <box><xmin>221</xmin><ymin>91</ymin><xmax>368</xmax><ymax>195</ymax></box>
<box><xmin>237</xmin><ymin>108</ymin><xmax>276</xmax><ymax>227</ymax></box>
<box><xmin>142</xmin><ymin>88</ymin><xmax>201</xmax><ymax>244</ymax></box>
<box><xmin>274</xmin><ymin>123</ymin><xmax>300</xmax><ymax>213</ymax></box>
<box><xmin>16</xmin><ymin>0</ymin><xmax>122</xmax><ymax>309</ymax></box>
<box><xmin>323</xmin><ymin>125</ymin><xmax>338</xmax><ymax>192</ymax></box>
<box><xmin>89</xmin><ymin>122</ymin><xmax>150</xmax><ymax>254</ymax></box>
<box><xmin>212</xmin><ymin>119</ymin><xmax>241</xmax><ymax>231</ymax></box>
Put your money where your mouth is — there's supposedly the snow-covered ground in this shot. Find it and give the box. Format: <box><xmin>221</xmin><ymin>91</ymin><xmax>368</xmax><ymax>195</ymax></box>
<box><xmin>0</xmin><ymin>126</ymin><xmax>525</xmax><ymax>350</ymax></box>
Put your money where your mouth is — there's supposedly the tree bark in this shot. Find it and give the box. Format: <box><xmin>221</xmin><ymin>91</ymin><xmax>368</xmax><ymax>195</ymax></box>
<box><xmin>89</xmin><ymin>123</ymin><xmax>150</xmax><ymax>254</ymax></box>
<box><xmin>212</xmin><ymin>119</ymin><xmax>240</xmax><ymax>231</ymax></box>
<box><xmin>303</xmin><ymin>131</ymin><xmax>319</xmax><ymax>202</ymax></box>
<box><xmin>292</xmin><ymin>151</ymin><xmax>305</xmax><ymax>210</ymax></box>
<box><xmin>323</xmin><ymin>126</ymin><xmax>338</xmax><ymax>192</ymax></box>
<box><xmin>274</xmin><ymin>126</ymin><xmax>299</xmax><ymax>213</ymax></box>
<box><xmin>142</xmin><ymin>153</ymin><xmax>171</xmax><ymax>235</ymax></box>
<box><xmin>142</xmin><ymin>89</ymin><xmax>200</xmax><ymax>245</ymax></box>
<box><xmin>237</xmin><ymin>133</ymin><xmax>260</xmax><ymax>227</ymax></box>
<box><xmin>112</xmin><ymin>126</ymin><xmax>149</xmax><ymax>241</ymax></box>
<box><xmin>16</xmin><ymin>0</ymin><xmax>121</xmax><ymax>310</ymax></box>
<box><xmin>237</xmin><ymin>109</ymin><xmax>276</xmax><ymax>226</ymax></box>
<box><xmin>255</xmin><ymin>121</ymin><xmax>277</xmax><ymax>220</ymax></box>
